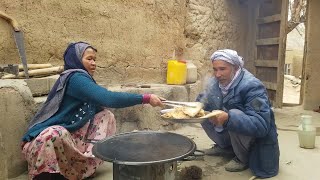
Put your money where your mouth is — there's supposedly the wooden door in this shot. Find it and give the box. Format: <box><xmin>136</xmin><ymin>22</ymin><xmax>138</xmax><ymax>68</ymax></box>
<box><xmin>252</xmin><ymin>0</ymin><xmax>288</xmax><ymax>108</ymax></box>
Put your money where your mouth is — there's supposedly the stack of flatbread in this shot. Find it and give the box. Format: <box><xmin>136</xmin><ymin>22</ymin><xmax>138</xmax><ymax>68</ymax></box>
<box><xmin>161</xmin><ymin>105</ymin><xmax>223</xmax><ymax>119</ymax></box>
<box><xmin>161</xmin><ymin>106</ymin><xmax>206</xmax><ymax>119</ymax></box>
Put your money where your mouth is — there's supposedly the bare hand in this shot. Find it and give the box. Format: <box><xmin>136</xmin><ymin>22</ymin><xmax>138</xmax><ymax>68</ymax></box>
<box><xmin>149</xmin><ymin>94</ymin><xmax>164</xmax><ymax>107</ymax></box>
<box><xmin>209</xmin><ymin>110</ymin><xmax>228</xmax><ymax>126</ymax></box>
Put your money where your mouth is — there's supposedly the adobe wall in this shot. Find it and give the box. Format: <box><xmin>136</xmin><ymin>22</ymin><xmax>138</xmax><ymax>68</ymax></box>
<box><xmin>292</xmin><ymin>54</ymin><xmax>303</xmax><ymax>78</ymax></box>
<box><xmin>285</xmin><ymin>50</ymin><xmax>303</xmax><ymax>77</ymax></box>
<box><xmin>303</xmin><ymin>0</ymin><xmax>320</xmax><ymax>110</ymax></box>
<box><xmin>0</xmin><ymin>80</ymin><xmax>35</xmax><ymax>178</ymax></box>
<box><xmin>0</xmin><ymin>0</ymin><xmax>248</xmax><ymax>86</ymax></box>
<box><xmin>183</xmin><ymin>0</ymin><xmax>248</xmax><ymax>78</ymax></box>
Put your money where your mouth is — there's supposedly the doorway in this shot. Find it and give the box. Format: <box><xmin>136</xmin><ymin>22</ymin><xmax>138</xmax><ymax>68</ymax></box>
<box><xmin>282</xmin><ymin>0</ymin><xmax>307</xmax><ymax>105</ymax></box>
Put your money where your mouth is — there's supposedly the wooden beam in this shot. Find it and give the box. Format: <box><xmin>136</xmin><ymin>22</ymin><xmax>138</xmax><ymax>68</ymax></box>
<box><xmin>2</xmin><ymin>66</ymin><xmax>63</xmax><ymax>79</ymax></box>
<box><xmin>274</xmin><ymin>0</ymin><xmax>289</xmax><ymax>108</ymax></box>
<box><xmin>256</xmin><ymin>38</ymin><xmax>279</xmax><ymax>45</ymax></box>
<box><xmin>256</xmin><ymin>14</ymin><xmax>281</xmax><ymax>24</ymax></box>
<box><xmin>262</xmin><ymin>81</ymin><xmax>278</xmax><ymax>91</ymax></box>
<box><xmin>254</xmin><ymin>60</ymin><xmax>278</xmax><ymax>67</ymax></box>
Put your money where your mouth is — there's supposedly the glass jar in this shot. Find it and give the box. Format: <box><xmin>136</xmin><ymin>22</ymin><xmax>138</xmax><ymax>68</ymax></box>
<box><xmin>298</xmin><ymin>115</ymin><xmax>316</xmax><ymax>149</ymax></box>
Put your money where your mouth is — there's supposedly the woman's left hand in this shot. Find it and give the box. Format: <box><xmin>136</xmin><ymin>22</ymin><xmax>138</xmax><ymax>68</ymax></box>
<box><xmin>209</xmin><ymin>110</ymin><xmax>228</xmax><ymax>126</ymax></box>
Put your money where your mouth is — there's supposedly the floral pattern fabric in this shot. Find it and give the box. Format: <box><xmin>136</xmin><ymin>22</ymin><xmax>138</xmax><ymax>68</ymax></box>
<box><xmin>22</xmin><ymin>109</ymin><xmax>116</xmax><ymax>180</ymax></box>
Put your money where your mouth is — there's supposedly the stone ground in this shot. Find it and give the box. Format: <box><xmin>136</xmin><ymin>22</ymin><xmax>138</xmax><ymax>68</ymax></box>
<box><xmin>11</xmin><ymin>83</ymin><xmax>320</xmax><ymax>180</ymax></box>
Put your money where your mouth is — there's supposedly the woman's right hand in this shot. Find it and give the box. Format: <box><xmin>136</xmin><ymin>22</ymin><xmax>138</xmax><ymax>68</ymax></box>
<box><xmin>148</xmin><ymin>94</ymin><xmax>164</xmax><ymax>107</ymax></box>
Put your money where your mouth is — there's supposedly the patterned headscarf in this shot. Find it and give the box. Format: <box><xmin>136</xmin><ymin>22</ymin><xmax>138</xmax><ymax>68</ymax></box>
<box><xmin>64</xmin><ymin>41</ymin><xmax>97</xmax><ymax>71</ymax></box>
<box><xmin>210</xmin><ymin>49</ymin><xmax>244</xmax><ymax>68</ymax></box>
<box><xmin>26</xmin><ymin>42</ymin><xmax>96</xmax><ymax>131</ymax></box>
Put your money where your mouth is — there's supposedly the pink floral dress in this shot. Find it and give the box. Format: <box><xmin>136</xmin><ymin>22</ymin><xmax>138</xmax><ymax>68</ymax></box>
<box><xmin>22</xmin><ymin>109</ymin><xmax>116</xmax><ymax>180</ymax></box>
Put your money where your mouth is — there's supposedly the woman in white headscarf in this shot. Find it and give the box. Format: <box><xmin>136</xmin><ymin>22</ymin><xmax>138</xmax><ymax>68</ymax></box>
<box><xmin>197</xmin><ymin>49</ymin><xmax>279</xmax><ymax>178</ymax></box>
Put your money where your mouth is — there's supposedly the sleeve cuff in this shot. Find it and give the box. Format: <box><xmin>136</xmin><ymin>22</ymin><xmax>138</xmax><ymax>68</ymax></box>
<box><xmin>142</xmin><ymin>94</ymin><xmax>151</xmax><ymax>104</ymax></box>
<box><xmin>223</xmin><ymin>112</ymin><xmax>230</xmax><ymax>128</ymax></box>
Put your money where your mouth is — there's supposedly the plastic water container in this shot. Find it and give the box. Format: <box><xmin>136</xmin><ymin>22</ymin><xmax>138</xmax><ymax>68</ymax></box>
<box><xmin>186</xmin><ymin>60</ymin><xmax>197</xmax><ymax>84</ymax></box>
<box><xmin>298</xmin><ymin>115</ymin><xmax>316</xmax><ymax>149</ymax></box>
<box><xmin>166</xmin><ymin>60</ymin><xmax>187</xmax><ymax>85</ymax></box>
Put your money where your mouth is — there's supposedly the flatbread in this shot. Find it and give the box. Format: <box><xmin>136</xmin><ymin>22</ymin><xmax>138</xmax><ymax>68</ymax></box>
<box><xmin>161</xmin><ymin>107</ymin><xmax>205</xmax><ymax>119</ymax></box>
<box><xmin>201</xmin><ymin>110</ymin><xmax>223</xmax><ymax>119</ymax></box>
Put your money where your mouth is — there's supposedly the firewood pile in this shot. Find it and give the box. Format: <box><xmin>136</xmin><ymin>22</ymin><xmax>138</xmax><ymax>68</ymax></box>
<box><xmin>0</xmin><ymin>64</ymin><xmax>63</xmax><ymax>79</ymax></box>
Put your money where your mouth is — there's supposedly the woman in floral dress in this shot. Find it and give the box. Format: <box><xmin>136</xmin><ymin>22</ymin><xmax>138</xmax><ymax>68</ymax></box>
<box><xmin>21</xmin><ymin>42</ymin><xmax>163</xmax><ymax>180</ymax></box>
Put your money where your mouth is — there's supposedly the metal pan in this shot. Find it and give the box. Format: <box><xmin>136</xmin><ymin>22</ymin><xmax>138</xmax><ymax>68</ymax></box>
<box><xmin>91</xmin><ymin>131</ymin><xmax>197</xmax><ymax>165</ymax></box>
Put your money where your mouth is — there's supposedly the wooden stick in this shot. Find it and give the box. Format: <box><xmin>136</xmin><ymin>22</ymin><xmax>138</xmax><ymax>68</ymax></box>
<box><xmin>2</xmin><ymin>66</ymin><xmax>63</xmax><ymax>79</ymax></box>
<box><xmin>0</xmin><ymin>10</ymin><xmax>20</xmax><ymax>31</ymax></box>
<box><xmin>18</xmin><ymin>64</ymin><xmax>53</xmax><ymax>70</ymax></box>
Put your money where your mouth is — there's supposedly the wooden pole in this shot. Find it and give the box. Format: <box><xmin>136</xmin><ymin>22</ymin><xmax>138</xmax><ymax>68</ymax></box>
<box><xmin>2</xmin><ymin>66</ymin><xmax>63</xmax><ymax>79</ymax></box>
<box><xmin>18</xmin><ymin>64</ymin><xmax>53</xmax><ymax>70</ymax></box>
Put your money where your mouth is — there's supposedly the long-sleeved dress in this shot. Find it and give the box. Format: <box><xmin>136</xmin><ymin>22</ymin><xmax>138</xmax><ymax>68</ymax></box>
<box><xmin>22</xmin><ymin>72</ymin><xmax>145</xmax><ymax>179</ymax></box>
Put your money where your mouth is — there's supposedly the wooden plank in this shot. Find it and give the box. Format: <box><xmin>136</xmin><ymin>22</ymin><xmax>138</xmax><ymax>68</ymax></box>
<box><xmin>299</xmin><ymin>38</ymin><xmax>307</xmax><ymax>105</ymax></box>
<box><xmin>2</xmin><ymin>66</ymin><xmax>63</xmax><ymax>79</ymax></box>
<box><xmin>257</xmin><ymin>45</ymin><xmax>279</xmax><ymax>60</ymax></box>
<box><xmin>255</xmin><ymin>60</ymin><xmax>278</xmax><ymax>67</ymax></box>
<box><xmin>253</xmin><ymin>0</ymin><xmax>260</xmax><ymax>77</ymax></box>
<box><xmin>256</xmin><ymin>38</ymin><xmax>279</xmax><ymax>45</ymax></box>
<box><xmin>252</xmin><ymin>0</ymin><xmax>287</xmax><ymax>108</ymax></box>
<box><xmin>247</xmin><ymin>1</ymin><xmax>259</xmax><ymax>73</ymax></box>
<box><xmin>256</xmin><ymin>14</ymin><xmax>281</xmax><ymax>24</ymax></box>
<box><xmin>258</xmin><ymin>0</ymin><xmax>282</xmax><ymax>17</ymax></box>
<box><xmin>274</xmin><ymin>0</ymin><xmax>289</xmax><ymax>108</ymax></box>
<box><xmin>256</xmin><ymin>67</ymin><xmax>277</xmax><ymax>82</ymax></box>
<box><xmin>262</xmin><ymin>81</ymin><xmax>277</xmax><ymax>90</ymax></box>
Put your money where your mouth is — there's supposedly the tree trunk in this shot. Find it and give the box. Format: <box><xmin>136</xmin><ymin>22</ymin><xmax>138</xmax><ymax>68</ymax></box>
<box><xmin>287</xmin><ymin>0</ymin><xmax>306</xmax><ymax>33</ymax></box>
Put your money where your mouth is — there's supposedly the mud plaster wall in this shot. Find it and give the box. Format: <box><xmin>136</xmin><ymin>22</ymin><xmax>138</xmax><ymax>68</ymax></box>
<box><xmin>0</xmin><ymin>0</ymin><xmax>247</xmax><ymax>85</ymax></box>
<box><xmin>184</xmin><ymin>0</ymin><xmax>248</xmax><ymax>82</ymax></box>
<box><xmin>285</xmin><ymin>50</ymin><xmax>303</xmax><ymax>77</ymax></box>
<box><xmin>292</xmin><ymin>55</ymin><xmax>303</xmax><ymax>78</ymax></box>
<box><xmin>303</xmin><ymin>0</ymin><xmax>320</xmax><ymax>110</ymax></box>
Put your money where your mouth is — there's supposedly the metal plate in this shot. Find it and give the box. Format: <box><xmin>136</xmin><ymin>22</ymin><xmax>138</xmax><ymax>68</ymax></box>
<box><xmin>161</xmin><ymin>109</ymin><xmax>209</xmax><ymax>123</ymax></box>
<box><xmin>92</xmin><ymin>131</ymin><xmax>196</xmax><ymax>165</ymax></box>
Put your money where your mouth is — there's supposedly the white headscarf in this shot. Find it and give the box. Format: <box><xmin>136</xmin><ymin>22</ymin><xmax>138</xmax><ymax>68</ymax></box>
<box><xmin>210</xmin><ymin>49</ymin><xmax>244</xmax><ymax>68</ymax></box>
<box><xmin>210</xmin><ymin>49</ymin><xmax>244</xmax><ymax>95</ymax></box>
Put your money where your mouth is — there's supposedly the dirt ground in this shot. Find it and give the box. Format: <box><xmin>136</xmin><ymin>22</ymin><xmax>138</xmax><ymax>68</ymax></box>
<box><xmin>92</xmin><ymin>83</ymin><xmax>320</xmax><ymax>180</ymax></box>
<box><xmin>90</xmin><ymin>105</ymin><xmax>320</xmax><ymax>180</ymax></box>
<box><xmin>11</xmin><ymin>84</ymin><xmax>320</xmax><ymax>180</ymax></box>
<box><xmin>12</xmin><ymin>111</ymin><xmax>320</xmax><ymax>180</ymax></box>
<box><xmin>283</xmin><ymin>78</ymin><xmax>301</xmax><ymax>104</ymax></box>
<box><xmin>87</xmin><ymin>111</ymin><xmax>320</xmax><ymax>180</ymax></box>
<box><xmin>170</xmin><ymin>124</ymin><xmax>320</xmax><ymax>180</ymax></box>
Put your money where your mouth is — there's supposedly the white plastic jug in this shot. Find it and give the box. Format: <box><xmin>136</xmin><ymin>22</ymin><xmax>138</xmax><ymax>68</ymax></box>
<box><xmin>186</xmin><ymin>60</ymin><xmax>197</xmax><ymax>84</ymax></box>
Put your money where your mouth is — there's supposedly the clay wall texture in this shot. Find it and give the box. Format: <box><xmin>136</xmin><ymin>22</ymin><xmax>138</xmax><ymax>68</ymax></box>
<box><xmin>0</xmin><ymin>0</ymin><xmax>247</xmax><ymax>85</ymax></box>
<box><xmin>285</xmin><ymin>50</ymin><xmax>303</xmax><ymax>77</ymax></box>
<box><xmin>292</xmin><ymin>54</ymin><xmax>303</xmax><ymax>78</ymax></box>
<box><xmin>303</xmin><ymin>0</ymin><xmax>320</xmax><ymax>110</ymax></box>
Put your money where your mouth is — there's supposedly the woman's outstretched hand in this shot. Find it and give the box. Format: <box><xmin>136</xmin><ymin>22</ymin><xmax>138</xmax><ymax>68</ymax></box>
<box><xmin>149</xmin><ymin>94</ymin><xmax>164</xmax><ymax>107</ymax></box>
